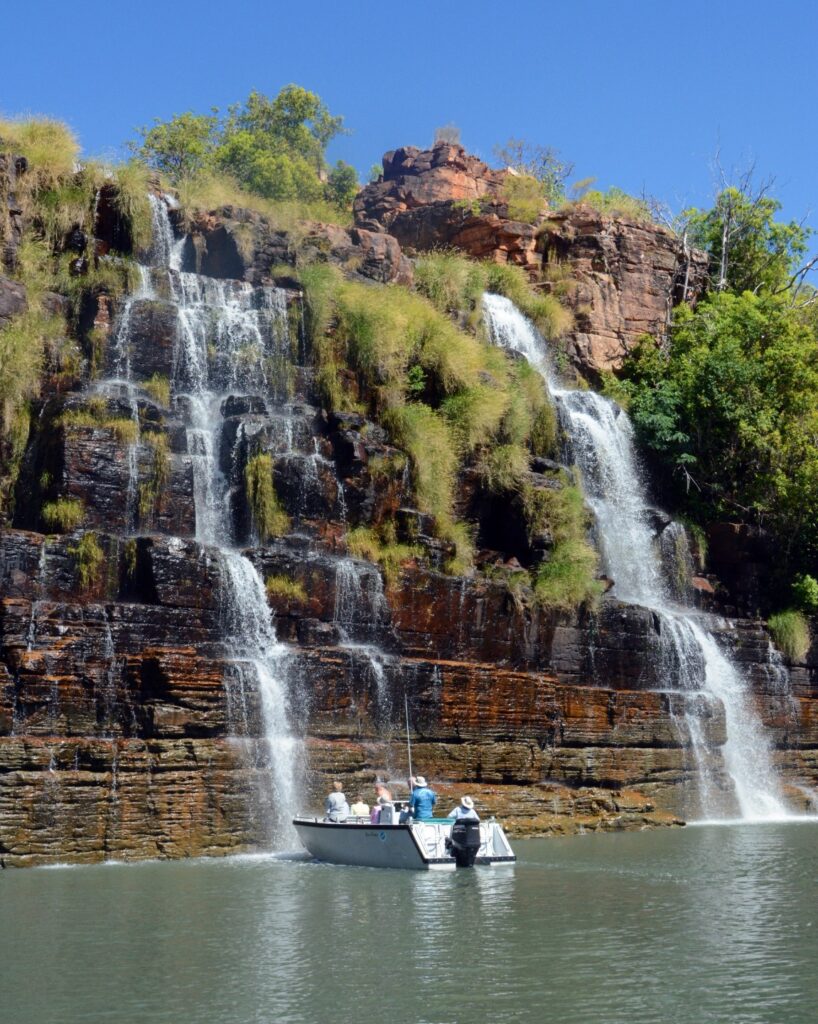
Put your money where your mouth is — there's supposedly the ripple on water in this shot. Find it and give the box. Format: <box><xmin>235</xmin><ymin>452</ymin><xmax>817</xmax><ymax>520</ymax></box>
<box><xmin>0</xmin><ymin>824</ymin><xmax>816</xmax><ymax>1024</ymax></box>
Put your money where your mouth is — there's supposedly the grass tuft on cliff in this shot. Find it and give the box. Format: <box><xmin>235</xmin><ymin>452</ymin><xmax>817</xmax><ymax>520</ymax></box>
<box><xmin>415</xmin><ymin>252</ymin><xmax>573</xmax><ymax>340</ymax></box>
<box><xmin>524</xmin><ymin>476</ymin><xmax>603</xmax><ymax>611</ymax></box>
<box><xmin>112</xmin><ymin>161</ymin><xmax>154</xmax><ymax>252</ymax></box>
<box><xmin>0</xmin><ymin>117</ymin><xmax>80</xmax><ymax>190</ymax></box>
<box><xmin>58</xmin><ymin>405</ymin><xmax>139</xmax><ymax>445</ymax></box>
<box><xmin>141</xmin><ymin>373</ymin><xmax>171</xmax><ymax>408</ymax></box>
<box><xmin>138</xmin><ymin>432</ymin><xmax>170</xmax><ymax>522</ymax></box>
<box><xmin>346</xmin><ymin>525</ymin><xmax>422</xmax><ymax>584</ymax></box>
<box><xmin>265</xmin><ymin>574</ymin><xmax>307</xmax><ymax>603</ymax></box>
<box><xmin>41</xmin><ymin>497</ymin><xmax>84</xmax><ymax>533</ymax></box>
<box><xmin>70</xmin><ymin>531</ymin><xmax>105</xmax><ymax>591</ymax></box>
<box><xmin>245</xmin><ymin>452</ymin><xmax>290</xmax><ymax>541</ymax></box>
<box><xmin>768</xmin><ymin>610</ymin><xmax>811</xmax><ymax>662</ymax></box>
<box><xmin>175</xmin><ymin>171</ymin><xmax>352</xmax><ymax>230</ymax></box>
<box><xmin>563</xmin><ymin>186</ymin><xmax>653</xmax><ymax>224</ymax></box>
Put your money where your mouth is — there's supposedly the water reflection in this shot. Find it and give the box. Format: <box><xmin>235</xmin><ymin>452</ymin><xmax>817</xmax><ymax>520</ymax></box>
<box><xmin>1</xmin><ymin>826</ymin><xmax>816</xmax><ymax>1024</ymax></box>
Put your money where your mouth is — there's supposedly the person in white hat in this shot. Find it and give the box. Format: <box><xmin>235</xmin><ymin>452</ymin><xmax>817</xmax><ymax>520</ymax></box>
<box><xmin>406</xmin><ymin>774</ymin><xmax>437</xmax><ymax>820</ymax></box>
<box><xmin>448</xmin><ymin>795</ymin><xmax>479</xmax><ymax>821</ymax></box>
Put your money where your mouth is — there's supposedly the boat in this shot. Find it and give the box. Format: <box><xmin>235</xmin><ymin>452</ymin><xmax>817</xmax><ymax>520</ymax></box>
<box><xmin>293</xmin><ymin>805</ymin><xmax>516</xmax><ymax>871</ymax></box>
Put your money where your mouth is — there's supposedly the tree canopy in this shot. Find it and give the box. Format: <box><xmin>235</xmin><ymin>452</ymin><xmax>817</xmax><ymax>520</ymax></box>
<box><xmin>617</xmin><ymin>181</ymin><xmax>818</xmax><ymax>593</ymax></box>
<box><xmin>686</xmin><ymin>186</ymin><xmax>810</xmax><ymax>294</ymax></box>
<box><xmin>134</xmin><ymin>85</ymin><xmax>359</xmax><ymax>209</ymax></box>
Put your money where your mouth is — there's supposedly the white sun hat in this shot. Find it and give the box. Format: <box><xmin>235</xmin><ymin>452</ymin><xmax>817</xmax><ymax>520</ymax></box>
<box><xmin>461</xmin><ymin>796</ymin><xmax>474</xmax><ymax>809</ymax></box>
<box><xmin>414</xmin><ymin>776</ymin><xmax>427</xmax><ymax>787</ymax></box>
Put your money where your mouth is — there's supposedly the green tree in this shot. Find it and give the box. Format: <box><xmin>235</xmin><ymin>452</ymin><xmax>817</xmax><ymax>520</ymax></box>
<box><xmin>325</xmin><ymin>160</ymin><xmax>359</xmax><ymax>208</ymax></box>
<box><xmin>687</xmin><ymin>186</ymin><xmax>810</xmax><ymax>294</ymax></box>
<box><xmin>131</xmin><ymin>86</ymin><xmax>354</xmax><ymax>208</ymax></box>
<box><xmin>215</xmin><ymin>86</ymin><xmax>346</xmax><ymax>203</ymax></box>
<box><xmin>134</xmin><ymin>110</ymin><xmax>220</xmax><ymax>180</ymax></box>
<box><xmin>619</xmin><ymin>292</ymin><xmax>818</xmax><ymax>578</ymax></box>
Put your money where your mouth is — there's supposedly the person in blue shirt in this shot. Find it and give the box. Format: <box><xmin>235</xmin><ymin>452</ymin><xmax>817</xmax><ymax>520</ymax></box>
<box><xmin>407</xmin><ymin>775</ymin><xmax>437</xmax><ymax>820</ymax></box>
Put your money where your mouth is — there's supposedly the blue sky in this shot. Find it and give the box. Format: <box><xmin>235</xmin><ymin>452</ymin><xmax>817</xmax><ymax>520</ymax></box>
<box><xmin>4</xmin><ymin>0</ymin><xmax>817</xmax><ymax>234</ymax></box>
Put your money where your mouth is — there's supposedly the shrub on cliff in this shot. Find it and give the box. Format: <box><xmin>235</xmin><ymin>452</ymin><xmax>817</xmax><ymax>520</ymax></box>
<box><xmin>493</xmin><ymin>138</ymin><xmax>573</xmax><ymax>207</ymax></box>
<box><xmin>792</xmin><ymin>574</ymin><xmax>818</xmax><ymax>614</ymax></box>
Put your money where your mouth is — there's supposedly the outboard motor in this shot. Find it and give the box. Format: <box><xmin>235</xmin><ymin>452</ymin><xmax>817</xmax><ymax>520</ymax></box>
<box><xmin>446</xmin><ymin>819</ymin><xmax>481</xmax><ymax>868</ymax></box>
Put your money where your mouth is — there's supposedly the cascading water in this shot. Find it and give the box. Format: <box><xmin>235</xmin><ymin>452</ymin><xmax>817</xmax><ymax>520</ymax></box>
<box><xmin>121</xmin><ymin>196</ymin><xmax>303</xmax><ymax>843</ymax></box>
<box><xmin>333</xmin><ymin>557</ymin><xmax>394</xmax><ymax>723</ymax></box>
<box><xmin>483</xmin><ymin>292</ymin><xmax>805</xmax><ymax>821</ymax></box>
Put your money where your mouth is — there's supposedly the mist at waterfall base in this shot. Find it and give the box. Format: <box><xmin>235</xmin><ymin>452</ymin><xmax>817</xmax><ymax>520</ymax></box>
<box><xmin>482</xmin><ymin>294</ymin><xmax>815</xmax><ymax>824</ymax></box>
<box><xmin>3</xmin><ymin>826</ymin><xmax>817</xmax><ymax>1024</ymax></box>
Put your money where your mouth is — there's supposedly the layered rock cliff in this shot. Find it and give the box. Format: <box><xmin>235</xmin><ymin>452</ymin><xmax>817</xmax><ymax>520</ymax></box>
<box><xmin>0</xmin><ymin>143</ymin><xmax>815</xmax><ymax>868</ymax></box>
<box><xmin>355</xmin><ymin>142</ymin><xmax>710</xmax><ymax>374</ymax></box>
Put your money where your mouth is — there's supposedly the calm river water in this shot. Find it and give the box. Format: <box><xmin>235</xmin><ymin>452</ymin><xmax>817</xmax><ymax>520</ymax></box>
<box><xmin>1</xmin><ymin>823</ymin><xmax>816</xmax><ymax>1024</ymax></box>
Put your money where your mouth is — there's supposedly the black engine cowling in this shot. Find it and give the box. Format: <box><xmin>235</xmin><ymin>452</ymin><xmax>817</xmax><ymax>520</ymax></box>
<box><xmin>446</xmin><ymin>819</ymin><xmax>481</xmax><ymax>868</ymax></box>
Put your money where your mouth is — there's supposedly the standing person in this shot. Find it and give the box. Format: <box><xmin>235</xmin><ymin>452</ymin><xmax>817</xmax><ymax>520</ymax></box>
<box><xmin>407</xmin><ymin>775</ymin><xmax>437</xmax><ymax>820</ymax></box>
<box><xmin>324</xmin><ymin>780</ymin><xmax>349</xmax><ymax>822</ymax></box>
<box><xmin>448</xmin><ymin>795</ymin><xmax>479</xmax><ymax>821</ymax></box>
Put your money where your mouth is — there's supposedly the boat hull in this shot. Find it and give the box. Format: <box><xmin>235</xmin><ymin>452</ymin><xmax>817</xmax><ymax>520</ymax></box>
<box><xmin>293</xmin><ymin>817</ymin><xmax>516</xmax><ymax>871</ymax></box>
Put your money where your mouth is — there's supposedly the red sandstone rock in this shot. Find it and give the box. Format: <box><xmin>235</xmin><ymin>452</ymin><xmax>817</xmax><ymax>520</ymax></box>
<box><xmin>537</xmin><ymin>206</ymin><xmax>710</xmax><ymax>373</ymax></box>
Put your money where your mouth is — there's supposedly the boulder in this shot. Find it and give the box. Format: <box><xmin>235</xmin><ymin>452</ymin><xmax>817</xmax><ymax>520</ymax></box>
<box><xmin>354</xmin><ymin>142</ymin><xmax>506</xmax><ymax>232</ymax></box>
<box><xmin>0</xmin><ymin>274</ymin><xmax>26</xmax><ymax>325</ymax></box>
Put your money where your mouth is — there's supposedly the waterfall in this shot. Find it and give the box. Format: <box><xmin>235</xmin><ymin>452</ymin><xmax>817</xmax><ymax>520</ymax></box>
<box><xmin>109</xmin><ymin>264</ymin><xmax>154</xmax><ymax>531</ymax></box>
<box><xmin>147</xmin><ymin>194</ymin><xmax>184</xmax><ymax>271</ymax></box>
<box><xmin>112</xmin><ymin>195</ymin><xmax>303</xmax><ymax>844</ymax></box>
<box><xmin>483</xmin><ymin>292</ymin><xmax>803</xmax><ymax>822</ymax></box>
<box><xmin>333</xmin><ymin>556</ymin><xmax>395</xmax><ymax>740</ymax></box>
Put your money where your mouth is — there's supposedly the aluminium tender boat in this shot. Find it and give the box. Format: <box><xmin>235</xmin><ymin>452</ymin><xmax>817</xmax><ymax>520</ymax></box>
<box><xmin>293</xmin><ymin>807</ymin><xmax>516</xmax><ymax>871</ymax></box>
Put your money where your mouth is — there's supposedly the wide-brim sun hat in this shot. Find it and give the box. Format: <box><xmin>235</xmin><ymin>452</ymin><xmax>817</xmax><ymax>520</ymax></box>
<box><xmin>461</xmin><ymin>796</ymin><xmax>474</xmax><ymax>809</ymax></box>
<box><xmin>415</xmin><ymin>776</ymin><xmax>427</xmax><ymax>787</ymax></box>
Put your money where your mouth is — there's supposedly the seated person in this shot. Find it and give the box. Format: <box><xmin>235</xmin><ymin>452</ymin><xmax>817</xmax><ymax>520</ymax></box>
<box><xmin>349</xmin><ymin>796</ymin><xmax>370</xmax><ymax>817</ymax></box>
<box><xmin>448</xmin><ymin>795</ymin><xmax>479</xmax><ymax>821</ymax></box>
<box><xmin>324</xmin><ymin>781</ymin><xmax>350</xmax><ymax>822</ymax></box>
<box><xmin>370</xmin><ymin>795</ymin><xmax>393</xmax><ymax>824</ymax></box>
